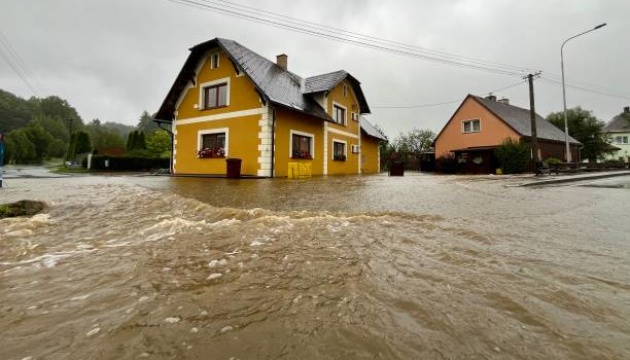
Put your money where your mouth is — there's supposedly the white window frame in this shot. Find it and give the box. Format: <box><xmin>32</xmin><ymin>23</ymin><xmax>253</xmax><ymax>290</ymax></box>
<box><xmin>614</xmin><ymin>135</ymin><xmax>629</xmax><ymax>144</ymax></box>
<box><xmin>462</xmin><ymin>119</ymin><xmax>481</xmax><ymax>134</ymax></box>
<box><xmin>289</xmin><ymin>130</ymin><xmax>315</xmax><ymax>159</ymax></box>
<box><xmin>210</xmin><ymin>52</ymin><xmax>220</xmax><ymax>69</ymax></box>
<box><xmin>199</xmin><ymin>77</ymin><xmax>231</xmax><ymax>110</ymax></box>
<box><xmin>198</xmin><ymin>128</ymin><xmax>229</xmax><ymax>157</ymax></box>
<box><xmin>332</xmin><ymin>139</ymin><xmax>347</xmax><ymax>161</ymax></box>
<box><xmin>351</xmin><ymin>112</ymin><xmax>359</xmax><ymax>122</ymax></box>
<box><xmin>332</xmin><ymin>101</ymin><xmax>347</xmax><ymax>126</ymax></box>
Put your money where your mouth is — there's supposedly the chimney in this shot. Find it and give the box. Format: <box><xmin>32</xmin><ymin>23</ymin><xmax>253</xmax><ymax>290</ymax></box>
<box><xmin>485</xmin><ymin>94</ymin><xmax>497</xmax><ymax>102</ymax></box>
<box><xmin>624</xmin><ymin>106</ymin><xmax>629</xmax><ymax>114</ymax></box>
<box><xmin>498</xmin><ymin>98</ymin><xmax>510</xmax><ymax>105</ymax></box>
<box><xmin>276</xmin><ymin>54</ymin><xmax>288</xmax><ymax>70</ymax></box>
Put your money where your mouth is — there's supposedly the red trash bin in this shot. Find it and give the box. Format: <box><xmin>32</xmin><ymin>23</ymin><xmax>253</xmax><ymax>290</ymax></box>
<box><xmin>226</xmin><ymin>158</ymin><xmax>242</xmax><ymax>178</ymax></box>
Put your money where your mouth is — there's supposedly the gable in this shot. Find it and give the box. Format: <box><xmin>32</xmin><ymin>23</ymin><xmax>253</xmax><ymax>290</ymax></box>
<box><xmin>434</xmin><ymin>96</ymin><xmax>520</xmax><ymax>156</ymax></box>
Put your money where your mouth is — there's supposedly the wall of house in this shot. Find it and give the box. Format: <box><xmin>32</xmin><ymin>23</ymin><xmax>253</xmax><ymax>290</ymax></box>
<box><xmin>434</xmin><ymin>98</ymin><xmax>520</xmax><ymax>158</ymax></box>
<box><xmin>325</xmin><ymin>80</ymin><xmax>361</xmax><ymax>175</ymax></box>
<box><xmin>173</xmin><ymin>48</ymin><xmax>265</xmax><ymax>176</ymax></box>
<box><xmin>603</xmin><ymin>132</ymin><xmax>630</xmax><ymax>162</ymax></box>
<box><xmin>528</xmin><ymin>140</ymin><xmax>580</xmax><ymax>163</ymax></box>
<box><xmin>360</xmin><ymin>136</ymin><xmax>380</xmax><ymax>174</ymax></box>
<box><xmin>175</xmin><ymin>115</ymin><xmax>260</xmax><ymax>175</ymax></box>
<box><xmin>274</xmin><ymin>107</ymin><xmax>325</xmax><ymax>177</ymax></box>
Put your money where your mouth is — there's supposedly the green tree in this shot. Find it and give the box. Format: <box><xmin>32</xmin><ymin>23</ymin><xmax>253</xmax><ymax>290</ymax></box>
<box><xmin>31</xmin><ymin>95</ymin><xmax>83</xmax><ymax>131</ymax></box>
<box><xmin>146</xmin><ymin>130</ymin><xmax>171</xmax><ymax>158</ymax></box>
<box><xmin>547</xmin><ymin>107</ymin><xmax>610</xmax><ymax>162</ymax></box>
<box><xmin>136</xmin><ymin>111</ymin><xmax>158</xmax><ymax>134</ymax></box>
<box><xmin>0</xmin><ymin>89</ymin><xmax>35</xmax><ymax>132</ymax></box>
<box><xmin>85</xmin><ymin>119</ymin><xmax>125</xmax><ymax>150</ymax></box>
<box><xmin>496</xmin><ymin>138</ymin><xmax>530</xmax><ymax>174</ymax></box>
<box><xmin>74</xmin><ymin>131</ymin><xmax>92</xmax><ymax>154</ymax></box>
<box><xmin>23</xmin><ymin>122</ymin><xmax>53</xmax><ymax>162</ymax></box>
<box><xmin>5</xmin><ymin>129</ymin><xmax>36</xmax><ymax>163</ymax></box>
<box><xmin>126</xmin><ymin>130</ymin><xmax>147</xmax><ymax>152</ymax></box>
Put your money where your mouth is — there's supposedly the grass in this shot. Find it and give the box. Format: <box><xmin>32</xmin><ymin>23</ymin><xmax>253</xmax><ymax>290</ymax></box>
<box><xmin>0</xmin><ymin>204</ymin><xmax>10</xmax><ymax>218</ymax></box>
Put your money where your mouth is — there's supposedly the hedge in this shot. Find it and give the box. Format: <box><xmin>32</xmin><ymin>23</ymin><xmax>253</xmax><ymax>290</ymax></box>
<box><xmin>86</xmin><ymin>155</ymin><xmax>169</xmax><ymax>171</ymax></box>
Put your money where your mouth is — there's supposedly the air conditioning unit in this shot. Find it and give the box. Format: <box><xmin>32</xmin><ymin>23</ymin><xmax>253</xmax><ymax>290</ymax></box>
<box><xmin>351</xmin><ymin>144</ymin><xmax>360</xmax><ymax>154</ymax></box>
<box><xmin>351</xmin><ymin>113</ymin><xmax>359</xmax><ymax>121</ymax></box>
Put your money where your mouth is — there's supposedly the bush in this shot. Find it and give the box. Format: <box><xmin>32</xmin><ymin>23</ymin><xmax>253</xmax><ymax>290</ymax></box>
<box><xmin>544</xmin><ymin>157</ymin><xmax>562</xmax><ymax>166</ymax></box>
<box><xmin>601</xmin><ymin>159</ymin><xmax>626</xmax><ymax>169</ymax></box>
<box><xmin>496</xmin><ymin>138</ymin><xmax>530</xmax><ymax>174</ymax></box>
<box><xmin>436</xmin><ymin>154</ymin><xmax>458</xmax><ymax>174</ymax></box>
<box><xmin>88</xmin><ymin>155</ymin><xmax>169</xmax><ymax>171</ymax></box>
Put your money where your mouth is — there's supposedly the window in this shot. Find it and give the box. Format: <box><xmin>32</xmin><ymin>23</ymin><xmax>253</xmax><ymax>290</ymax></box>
<box><xmin>343</xmin><ymin>84</ymin><xmax>348</xmax><ymax>97</ymax></box>
<box><xmin>291</xmin><ymin>132</ymin><xmax>313</xmax><ymax>159</ymax></box>
<box><xmin>614</xmin><ymin>135</ymin><xmax>629</xmax><ymax>144</ymax></box>
<box><xmin>333</xmin><ymin>104</ymin><xmax>346</xmax><ymax>125</ymax></box>
<box><xmin>462</xmin><ymin>119</ymin><xmax>481</xmax><ymax>133</ymax></box>
<box><xmin>333</xmin><ymin>141</ymin><xmax>346</xmax><ymax>161</ymax></box>
<box><xmin>203</xmin><ymin>83</ymin><xmax>228</xmax><ymax>109</ymax></box>
<box><xmin>198</xmin><ymin>132</ymin><xmax>226</xmax><ymax>158</ymax></box>
<box><xmin>210</xmin><ymin>53</ymin><xmax>220</xmax><ymax>69</ymax></box>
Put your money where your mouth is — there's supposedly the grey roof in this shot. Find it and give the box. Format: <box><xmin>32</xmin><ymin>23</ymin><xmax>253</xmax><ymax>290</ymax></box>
<box><xmin>156</xmin><ymin>38</ymin><xmax>369</xmax><ymax>121</ymax></box>
<box><xmin>304</xmin><ymin>71</ymin><xmax>347</xmax><ymax>93</ymax></box>
<box><xmin>472</xmin><ymin>95</ymin><xmax>580</xmax><ymax>144</ymax></box>
<box><xmin>603</xmin><ymin>111</ymin><xmax>630</xmax><ymax>133</ymax></box>
<box><xmin>360</xmin><ymin>116</ymin><xmax>387</xmax><ymax>141</ymax></box>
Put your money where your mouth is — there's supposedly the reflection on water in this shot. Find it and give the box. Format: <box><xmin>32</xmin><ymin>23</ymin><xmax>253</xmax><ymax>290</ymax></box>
<box><xmin>1</xmin><ymin>173</ymin><xmax>630</xmax><ymax>359</ymax></box>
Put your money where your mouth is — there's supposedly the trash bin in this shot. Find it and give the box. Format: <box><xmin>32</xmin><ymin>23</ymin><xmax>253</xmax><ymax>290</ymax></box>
<box><xmin>226</xmin><ymin>158</ymin><xmax>242</xmax><ymax>178</ymax></box>
<box><xmin>388</xmin><ymin>161</ymin><xmax>404</xmax><ymax>176</ymax></box>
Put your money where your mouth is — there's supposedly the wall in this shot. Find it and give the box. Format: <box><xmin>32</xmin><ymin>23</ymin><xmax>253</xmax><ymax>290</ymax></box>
<box><xmin>274</xmin><ymin>107</ymin><xmax>324</xmax><ymax>177</ymax></box>
<box><xmin>173</xmin><ymin>48</ymin><xmax>264</xmax><ymax>175</ymax></box>
<box><xmin>325</xmin><ymin>80</ymin><xmax>361</xmax><ymax>174</ymax></box>
<box><xmin>360</xmin><ymin>136</ymin><xmax>380</xmax><ymax>174</ymax></box>
<box><xmin>435</xmin><ymin>98</ymin><xmax>520</xmax><ymax>158</ymax></box>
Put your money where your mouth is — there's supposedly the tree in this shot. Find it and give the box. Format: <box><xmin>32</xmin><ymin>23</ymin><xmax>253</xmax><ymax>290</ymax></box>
<box><xmin>23</xmin><ymin>122</ymin><xmax>53</xmax><ymax>162</ymax></box>
<box><xmin>146</xmin><ymin>131</ymin><xmax>171</xmax><ymax>158</ymax></box>
<box><xmin>394</xmin><ymin>128</ymin><xmax>436</xmax><ymax>156</ymax></box>
<box><xmin>136</xmin><ymin>111</ymin><xmax>158</xmax><ymax>134</ymax></box>
<box><xmin>496</xmin><ymin>138</ymin><xmax>530</xmax><ymax>174</ymax></box>
<box><xmin>5</xmin><ymin>129</ymin><xmax>36</xmax><ymax>163</ymax></box>
<box><xmin>74</xmin><ymin>131</ymin><xmax>92</xmax><ymax>154</ymax></box>
<box><xmin>126</xmin><ymin>130</ymin><xmax>147</xmax><ymax>152</ymax></box>
<box><xmin>85</xmin><ymin>119</ymin><xmax>125</xmax><ymax>150</ymax></box>
<box><xmin>0</xmin><ymin>89</ymin><xmax>35</xmax><ymax>132</ymax></box>
<box><xmin>547</xmin><ymin>107</ymin><xmax>610</xmax><ymax>162</ymax></box>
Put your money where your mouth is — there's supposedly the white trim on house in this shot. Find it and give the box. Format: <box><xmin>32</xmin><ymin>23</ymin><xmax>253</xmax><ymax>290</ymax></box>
<box><xmin>327</xmin><ymin>127</ymin><xmax>359</xmax><ymax>139</ymax></box>
<box><xmin>332</xmin><ymin>101</ymin><xmax>347</xmax><ymax>126</ymax></box>
<box><xmin>198</xmin><ymin>77</ymin><xmax>231</xmax><ymax>109</ymax></box>
<box><xmin>257</xmin><ymin>106</ymin><xmax>273</xmax><ymax>177</ymax></box>
<box><xmin>323</xmin><ymin>122</ymin><xmax>328</xmax><ymax>175</ymax></box>
<box><xmin>210</xmin><ymin>52</ymin><xmax>220</xmax><ymax>69</ymax></box>
<box><xmin>176</xmin><ymin>108</ymin><xmax>266</xmax><ymax>126</ymax></box>
<box><xmin>289</xmin><ymin>129</ymin><xmax>315</xmax><ymax>159</ymax></box>
<box><xmin>331</xmin><ymin>138</ymin><xmax>347</xmax><ymax>161</ymax></box>
<box><xmin>197</xmin><ymin>127</ymin><xmax>229</xmax><ymax>157</ymax></box>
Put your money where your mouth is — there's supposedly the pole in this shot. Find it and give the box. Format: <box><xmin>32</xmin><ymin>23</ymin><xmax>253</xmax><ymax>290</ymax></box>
<box><xmin>527</xmin><ymin>73</ymin><xmax>540</xmax><ymax>171</ymax></box>
<box><xmin>560</xmin><ymin>22</ymin><xmax>607</xmax><ymax>163</ymax></box>
<box><xmin>0</xmin><ymin>132</ymin><xmax>5</xmax><ymax>188</ymax></box>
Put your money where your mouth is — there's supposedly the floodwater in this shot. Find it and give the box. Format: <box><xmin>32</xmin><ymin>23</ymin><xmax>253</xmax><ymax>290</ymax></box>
<box><xmin>1</xmin><ymin>171</ymin><xmax>629</xmax><ymax>359</ymax></box>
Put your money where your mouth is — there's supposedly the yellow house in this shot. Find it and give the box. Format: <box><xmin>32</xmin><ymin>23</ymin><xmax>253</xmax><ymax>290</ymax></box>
<box><xmin>155</xmin><ymin>38</ymin><xmax>385</xmax><ymax>177</ymax></box>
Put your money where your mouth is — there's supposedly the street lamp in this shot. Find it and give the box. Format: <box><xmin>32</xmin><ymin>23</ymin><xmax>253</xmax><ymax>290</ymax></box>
<box><xmin>561</xmin><ymin>23</ymin><xmax>607</xmax><ymax>162</ymax></box>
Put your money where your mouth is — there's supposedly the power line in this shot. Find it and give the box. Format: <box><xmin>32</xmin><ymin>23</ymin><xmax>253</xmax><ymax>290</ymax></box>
<box><xmin>0</xmin><ymin>28</ymin><xmax>43</xmax><ymax>97</ymax></box>
<box><xmin>372</xmin><ymin>80</ymin><xmax>526</xmax><ymax>109</ymax></box>
<box><xmin>160</xmin><ymin>0</ymin><xmax>532</xmax><ymax>77</ymax></box>
<box><xmin>539</xmin><ymin>76</ymin><xmax>630</xmax><ymax>100</ymax></box>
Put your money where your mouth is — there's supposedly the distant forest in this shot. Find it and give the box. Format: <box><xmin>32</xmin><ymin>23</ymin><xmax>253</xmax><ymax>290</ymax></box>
<box><xmin>0</xmin><ymin>89</ymin><xmax>169</xmax><ymax>164</ymax></box>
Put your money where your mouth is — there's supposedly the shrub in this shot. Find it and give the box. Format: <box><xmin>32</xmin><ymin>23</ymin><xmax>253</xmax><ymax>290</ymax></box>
<box><xmin>496</xmin><ymin>138</ymin><xmax>530</xmax><ymax>174</ymax></box>
<box><xmin>88</xmin><ymin>155</ymin><xmax>169</xmax><ymax>171</ymax></box>
<box><xmin>544</xmin><ymin>157</ymin><xmax>562</xmax><ymax>166</ymax></box>
<box><xmin>436</xmin><ymin>154</ymin><xmax>458</xmax><ymax>174</ymax></box>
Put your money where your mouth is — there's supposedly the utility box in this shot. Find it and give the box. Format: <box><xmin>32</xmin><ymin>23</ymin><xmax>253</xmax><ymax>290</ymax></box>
<box><xmin>388</xmin><ymin>161</ymin><xmax>404</xmax><ymax>176</ymax></box>
<box><xmin>226</xmin><ymin>158</ymin><xmax>242</xmax><ymax>178</ymax></box>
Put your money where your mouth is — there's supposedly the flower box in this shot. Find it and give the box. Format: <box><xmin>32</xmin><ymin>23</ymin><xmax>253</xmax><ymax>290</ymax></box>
<box><xmin>291</xmin><ymin>151</ymin><xmax>312</xmax><ymax>159</ymax></box>
<box><xmin>198</xmin><ymin>147</ymin><xmax>225</xmax><ymax>158</ymax></box>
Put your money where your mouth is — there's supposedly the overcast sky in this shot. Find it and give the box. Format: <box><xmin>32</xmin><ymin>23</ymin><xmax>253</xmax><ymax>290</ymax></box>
<box><xmin>1</xmin><ymin>0</ymin><xmax>628</xmax><ymax>138</ymax></box>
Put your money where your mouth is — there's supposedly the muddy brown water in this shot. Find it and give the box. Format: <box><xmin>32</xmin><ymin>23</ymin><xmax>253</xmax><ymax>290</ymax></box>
<box><xmin>1</xmin><ymin>173</ymin><xmax>629</xmax><ymax>359</ymax></box>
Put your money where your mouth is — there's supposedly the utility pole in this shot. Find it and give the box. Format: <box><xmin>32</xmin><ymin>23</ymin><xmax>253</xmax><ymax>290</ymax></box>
<box><xmin>0</xmin><ymin>132</ymin><xmax>5</xmax><ymax>188</ymax></box>
<box><xmin>526</xmin><ymin>72</ymin><xmax>542</xmax><ymax>171</ymax></box>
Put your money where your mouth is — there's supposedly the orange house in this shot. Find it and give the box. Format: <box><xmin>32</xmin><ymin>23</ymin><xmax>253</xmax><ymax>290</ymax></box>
<box><xmin>434</xmin><ymin>94</ymin><xmax>581</xmax><ymax>173</ymax></box>
<box><xmin>155</xmin><ymin>38</ymin><xmax>386</xmax><ymax>177</ymax></box>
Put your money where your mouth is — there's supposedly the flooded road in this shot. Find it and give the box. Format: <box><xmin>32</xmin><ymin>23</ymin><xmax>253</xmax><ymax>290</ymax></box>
<box><xmin>1</xmin><ymin>172</ymin><xmax>629</xmax><ymax>359</ymax></box>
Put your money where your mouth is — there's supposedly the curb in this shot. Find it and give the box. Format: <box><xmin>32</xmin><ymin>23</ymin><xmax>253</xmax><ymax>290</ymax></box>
<box><xmin>520</xmin><ymin>171</ymin><xmax>630</xmax><ymax>187</ymax></box>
